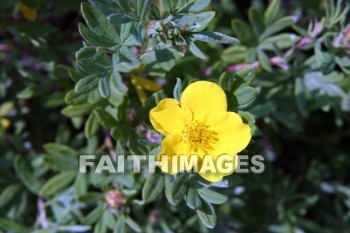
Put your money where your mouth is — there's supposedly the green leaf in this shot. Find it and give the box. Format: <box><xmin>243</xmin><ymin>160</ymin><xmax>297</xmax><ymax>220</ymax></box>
<box><xmin>294</xmin><ymin>78</ymin><xmax>307</xmax><ymax>117</ymax></box>
<box><xmin>219</xmin><ymin>72</ymin><xmax>234</xmax><ymax>92</ymax></box>
<box><xmin>74</xmin><ymin>174</ymin><xmax>88</xmax><ymax>200</ymax></box>
<box><xmin>173</xmin><ymin>78</ymin><xmax>183</xmax><ymax>101</ymax></box>
<box><xmin>170</xmin><ymin>173</ymin><xmax>189</xmax><ymax>200</ymax></box>
<box><xmin>197</xmin><ymin>188</ymin><xmax>227</xmax><ymax>204</ymax></box>
<box><xmin>186</xmin><ymin>186</ymin><xmax>201</xmax><ymax>209</ymax></box>
<box><xmin>125</xmin><ymin>216</ymin><xmax>142</xmax><ymax>232</ymax></box>
<box><xmin>177</xmin><ymin>0</ymin><xmax>210</xmax><ymax>13</ymax></box>
<box><xmin>155</xmin><ymin>45</ymin><xmax>177</xmax><ymax>71</ymax></box>
<box><xmin>115</xmin><ymin>0</ymin><xmax>130</xmax><ymax>13</ymax></box>
<box><xmin>75</xmin><ymin>74</ymin><xmax>99</xmax><ymax>94</ymax></box>
<box><xmin>238</xmin><ymin>111</ymin><xmax>255</xmax><ymax>126</ymax></box>
<box><xmin>61</xmin><ymin>104</ymin><xmax>93</xmax><ymax>117</ymax></box>
<box><xmin>81</xmin><ymin>3</ymin><xmax>120</xmax><ymax>42</ymax></box>
<box><xmin>85</xmin><ymin>112</ymin><xmax>100</xmax><ymax>138</ymax></box>
<box><xmin>108</xmin><ymin>71</ymin><xmax>127</xmax><ymax>106</ymax></box>
<box><xmin>114</xmin><ymin>218</ymin><xmax>127</xmax><ymax>233</ymax></box>
<box><xmin>103</xmin><ymin>210</ymin><xmax>116</xmax><ymax>229</ymax></box>
<box><xmin>14</xmin><ymin>157</ymin><xmax>41</xmax><ymax>194</ymax></box>
<box><xmin>98</xmin><ymin>75</ymin><xmax>110</xmax><ymax>98</ymax></box>
<box><xmin>188</xmin><ymin>40</ymin><xmax>207</xmax><ymax>59</ymax></box>
<box><xmin>165</xmin><ymin>175</ymin><xmax>181</xmax><ymax>205</ymax></box>
<box><xmin>196</xmin><ymin>202</ymin><xmax>216</xmax><ymax>228</ymax></box>
<box><xmin>65</xmin><ymin>90</ymin><xmax>88</xmax><ymax>106</ymax></box>
<box><xmin>257</xmin><ymin>49</ymin><xmax>272</xmax><ymax>71</ymax></box>
<box><xmin>0</xmin><ymin>184</ymin><xmax>21</xmax><ymax>208</ymax></box>
<box><xmin>264</xmin><ymin>0</ymin><xmax>281</xmax><ymax>25</ymax></box>
<box><xmin>162</xmin><ymin>0</ymin><xmax>177</xmax><ymax>13</ymax></box>
<box><xmin>94</xmin><ymin>107</ymin><xmax>118</xmax><ymax>128</ymax></box>
<box><xmin>39</xmin><ymin>171</ymin><xmax>76</xmax><ymax>197</ymax></box>
<box><xmin>231</xmin><ymin>19</ymin><xmax>256</xmax><ymax>45</ymax></box>
<box><xmin>120</xmin><ymin>22</ymin><xmax>132</xmax><ymax>42</ymax></box>
<box><xmin>260</xmin><ymin>33</ymin><xmax>299</xmax><ymax>50</ymax></box>
<box><xmin>142</xmin><ymin>173</ymin><xmax>165</xmax><ymax>203</ymax></box>
<box><xmin>84</xmin><ymin>205</ymin><xmax>106</xmax><ymax>224</ymax></box>
<box><xmin>78</xmin><ymin>23</ymin><xmax>116</xmax><ymax>47</ymax></box>
<box><xmin>76</xmin><ymin>46</ymin><xmax>102</xmax><ymax>64</ymax></box>
<box><xmin>0</xmin><ymin>218</ymin><xmax>31</xmax><ymax>233</ymax></box>
<box><xmin>114</xmin><ymin>46</ymin><xmax>141</xmax><ymax>72</ymax></box>
<box><xmin>233</xmin><ymin>86</ymin><xmax>257</xmax><ymax>106</ymax></box>
<box><xmin>192</xmin><ymin>31</ymin><xmax>239</xmax><ymax>44</ymax></box>
<box><xmin>235</xmin><ymin>67</ymin><xmax>256</xmax><ymax>84</ymax></box>
<box><xmin>137</xmin><ymin>0</ymin><xmax>151</xmax><ymax>20</ymax></box>
<box><xmin>182</xmin><ymin>11</ymin><xmax>215</xmax><ymax>32</ymax></box>
<box><xmin>260</xmin><ymin>16</ymin><xmax>296</xmax><ymax>40</ymax></box>
<box><xmin>248</xmin><ymin>8</ymin><xmax>265</xmax><ymax>38</ymax></box>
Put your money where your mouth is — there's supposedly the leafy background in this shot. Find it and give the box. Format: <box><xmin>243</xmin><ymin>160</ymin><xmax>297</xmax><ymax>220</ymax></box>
<box><xmin>1</xmin><ymin>0</ymin><xmax>350</xmax><ymax>232</ymax></box>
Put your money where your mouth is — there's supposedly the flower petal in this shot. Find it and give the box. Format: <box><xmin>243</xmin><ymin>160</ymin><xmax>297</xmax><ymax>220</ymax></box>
<box><xmin>181</xmin><ymin>81</ymin><xmax>227</xmax><ymax>121</ymax></box>
<box><xmin>156</xmin><ymin>134</ymin><xmax>192</xmax><ymax>174</ymax></box>
<box><xmin>196</xmin><ymin>155</ymin><xmax>238</xmax><ymax>182</ymax></box>
<box><xmin>206</xmin><ymin>112</ymin><xmax>251</xmax><ymax>155</ymax></box>
<box><xmin>150</xmin><ymin>98</ymin><xmax>193</xmax><ymax>136</ymax></box>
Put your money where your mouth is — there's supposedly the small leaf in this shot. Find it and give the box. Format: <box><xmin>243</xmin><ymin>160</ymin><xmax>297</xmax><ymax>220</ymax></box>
<box><xmin>98</xmin><ymin>75</ymin><xmax>110</xmax><ymax>98</ymax></box>
<box><xmin>125</xmin><ymin>216</ymin><xmax>142</xmax><ymax>232</ymax></box>
<box><xmin>162</xmin><ymin>0</ymin><xmax>176</xmax><ymax>13</ymax></box>
<box><xmin>78</xmin><ymin>23</ymin><xmax>116</xmax><ymax>47</ymax></box>
<box><xmin>114</xmin><ymin>218</ymin><xmax>127</xmax><ymax>233</ymax></box>
<box><xmin>137</xmin><ymin>0</ymin><xmax>151</xmax><ymax>20</ymax></box>
<box><xmin>142</xmin><ymin>173</ymin><xmax>165</xmax><ymax>203</ymax></box>
<box><xmin>196</xmin><ymin>202</ymin><xmax>216</xmax><ymax>228</ymax></box>
<box><xmin>260</xmin><ymin>16</ymin><xmax>296</xmax><ymax>40</ymax></box>
<box><xmin>65</xmin><ymin>90</ymin><xmax>88</xmax><ymax>106</ymax></box>
<box><xmin>192</xmin><ymin>31</ymin><xmax>239</xmax><ymax>44</ymax></box>
<box><xmin>40</xmin><ymin>171</ymin><xmax>76</xmax><ymax>197</ymax></box>
<box><xmin>257</xmin><ymin>49</ymin><xmax>272</xmax><ymax>71</ymax></box>
<box><xmin>219</xmin><ymin>72</ymin><xmax>234</xmax><ymax>92</ymax></box>
<box><xmin>197</xmin><ymin>188</ymin><xmax>227</xmax><ymax>204</ymax></box>
<box><xmin>264</xmin><ymin>0</ymin><xmax>281</xmax><ymax>25</ymax></box>
<box><xmin>211</xmin><ymin>174</ymin><xmax>243</xmax><ymax>188</ymax></box>
<box><xmin>83</xmin><ymin>205</ymin><xmax>106</xmax><ymax>224</ymax></box>
<box><xmin>177</xmin><ymin>0</ymin><xmax>210</xmax><ymax>13</ymax></box>
<box><xmin>114</xmin><ymin>46</ymin><xmax>141</xmax><ymax>72</ymax></box>
<box><xmin>233</xmin><ymin>86</ymin><xmax>257</xmax><ymax>106</ymax></box>
<box><xmin>173</xmin><ymin>78</ymin><xmax>183</xmax><ymax>101</ymax></box>
<box><xmin>85</xmin><ymin>112</ymin><xmax>100</xmax><ymax>138</ymax></box>
<box><xmin>186</xmin><ymin>187</ymin><xmax>201</xmax><ymax>209</ymax></box>
<box><xmin>294</xmin><ymin>78</ymin><xmax>307</xmax><ymax>117</ymax></box>
<box><xmin>120</xmin><ymin>23</ymin><xmax>132</xmax><ymax>42</ymax></box>
<box><xmin>238</xmin><ymin>111</ymin><xmax>255</xmax><ymax>126</ymax></box>
<box><xmin>94</xmin><ymin>107</ymin><xmax>118</xmax><ymax>128</ymax></box>
<box><xmin>248</xmin><ymin>8</ymin><xmax>265</xmax><ymax>38</ymax></box>
<box><xmin>75</xmin><ymin>74</ymin><xmax>99</xmax><ymax>94</ymax></box>
<box><xmin>170</xmin><ymin>173</ymin><xmax>189</xmax><ymax>200</ymax></box>
<box><xmin>0</xmin><ymin>184</ymin><xmax>21</xmax><ymax>208</ymax></box>
<box><xmin>74</xmin><ymin>174</ymin><xmax>88</xmax><ymax>200</ymax></box>
<box><xmin>155</xmin><ymin>46</ymin><xmax>177</xmax><ymax>71</ymax></box>
<box><xmin>188</xmin><ymin>40</ymin><xmax>207</xmax><ymax>59</ymax></box>
<box><xmin>61</xmin><ymin>104</ymin><xmax>93</xmax><ymax>117</ymax></box>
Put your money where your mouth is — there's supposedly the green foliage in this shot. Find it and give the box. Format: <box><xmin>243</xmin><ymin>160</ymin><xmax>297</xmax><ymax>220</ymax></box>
<box><xmin>1</xmin><ymin>0</ymin><xmax>350</xmax><ymax>232</ymax></box>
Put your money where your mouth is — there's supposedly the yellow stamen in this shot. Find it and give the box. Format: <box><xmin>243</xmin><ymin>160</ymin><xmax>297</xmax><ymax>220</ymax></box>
<box><xmin>182</xmin><ymin>120</ymin><xmax>218</xmax><ymax>153</ymax></box>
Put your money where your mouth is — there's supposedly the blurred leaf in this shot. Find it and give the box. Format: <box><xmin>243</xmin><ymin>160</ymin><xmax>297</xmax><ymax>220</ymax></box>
<box><xmin>198</xmin><ymin>187</ymin><xmax>227</xmax><ymax>204</ymax></box>
<box><xmin>196</xmin><ymin>202</ymin><xmax>216</xmax><ymax>228</ymax></box>
<box><xmin>40</xmin><ymin>171</ymin><xmax>76</xmax><ymax>197</ymax></box>
<box><xmin>142</xmin><ymin>172</ymin><xmax>165</xmax><ymax>203</ymax></box>
<box><xmin>192</xmin><ymin>31</ymin><xmax>239</xmax><ymax>44</ymax></box>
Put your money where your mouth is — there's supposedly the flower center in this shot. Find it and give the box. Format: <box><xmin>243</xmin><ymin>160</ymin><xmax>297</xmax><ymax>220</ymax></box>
<box><xmin>182</xmin><ymin>120</ymin><xmax>218</xmax><ymax>153</ymax></box>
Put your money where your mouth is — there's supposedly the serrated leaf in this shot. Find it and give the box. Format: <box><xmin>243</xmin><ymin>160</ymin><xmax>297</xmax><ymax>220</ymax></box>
<box><xmin>192</xmin><ymin>31</ymin><xmax>239</xmax><ymax>44</ymax></box>
<box><xmin>39</xmin><ymin>171</ymin><xmax>76</xmax><ymax>197</ymax></box>
<box><xmin>142</xmin><ymin>173</ymin><xmax>165</xmax><ymax>203</ymax></box>
<box><xmin>196</xmin><ymin>202</ymin><xmax>216</xmax><ymax>228</ymax></box>
<box><xmin>197</xmin><ymin>188</ymin><xmax>227</xmax><ymax>204</ymax></box>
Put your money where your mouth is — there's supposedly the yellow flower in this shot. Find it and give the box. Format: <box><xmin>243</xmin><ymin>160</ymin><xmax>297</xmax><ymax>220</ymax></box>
<box><xmin>149</xmin><ymin>81</ymin><xmax>251</xmax><ymax>182</ymax></box>
<box><xmin>19</xmin><ymin>2</ymin><xmax>37</xmax><ymax>22</ymax></box>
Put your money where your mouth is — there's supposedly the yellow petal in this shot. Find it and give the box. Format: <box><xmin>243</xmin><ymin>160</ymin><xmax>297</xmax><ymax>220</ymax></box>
<box><xmin>180</xmin><ymin>81</ymin><xmax>227</xmax><ymax>122</ymax></box>
<box><xmin>150</xmin><ymin>98</ymin><xmax>192</xmax><ymax>136</ymax></box>
<box><xmin>157</xmin><ymin>134</ymin><xmax>191</xmax><ymax>174</ymax></box>
<box><xmin>131</xmin><ymin>75</ymin><xmax>161</xmax><ymax>92</ymax></box>
<box><xmin>20</xmin><ymin>2</ymin><xmax>37</xmax><ymax>22</ymax></box>
<box><xmin>206</xmin><ymin>112</ymin><xmax>251</xmax><ymax>155</ymax></box>
<box><xmin>196</xmin><ymin>155</ymin><xmax>238</xmax><ymax>182</ymax></box>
